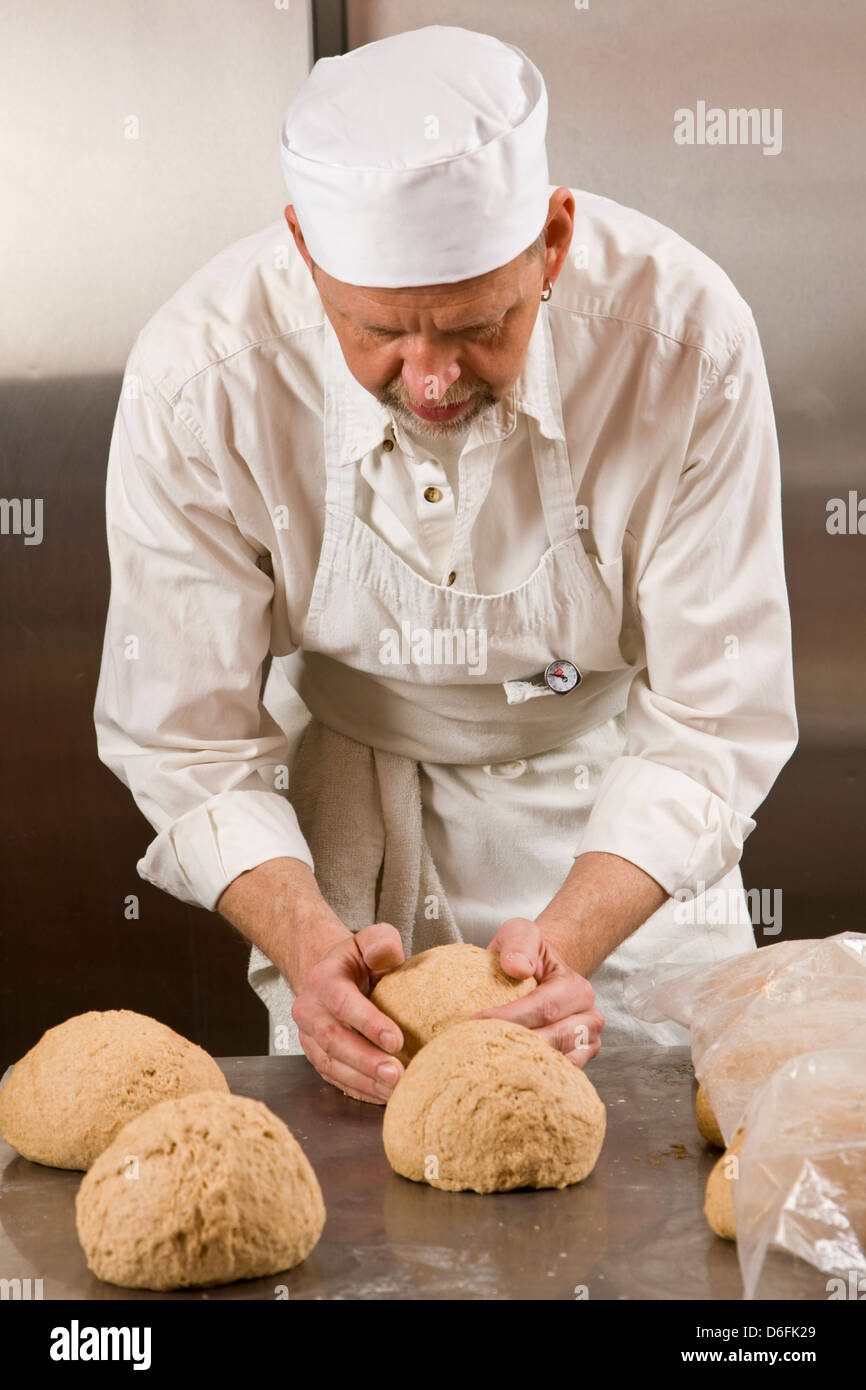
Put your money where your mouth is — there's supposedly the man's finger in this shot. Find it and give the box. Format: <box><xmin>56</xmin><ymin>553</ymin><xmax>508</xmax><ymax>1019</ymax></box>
<box><xmin>474</xmin><ymin>971</ymin><xmax>595</xmax><ymax>1029</ymax></box>
<box><xmin>488</xmin><ymin>917</ymin><xmax>542</xmax><ymax>980</ymax></box>
<box><xmin>298</xmin><ymin>1030</ymin><xmax>393</xmax><ymax>1104</ymax></box>
<box><xmin>352</xmin><ymin>920</ymin><xmax>406</xmax><ymax>981</ymax></box>
<box><xmin>313</xmin><ymin>970</ymin><xmax>405</xmax><ymax>1057</ymax></box>
<box><xmin>561</xmin><ymin>1040</ymin><xmax>602</xmax><ymax>1069</ymax></box>
<box><xmin>530</xmin><ymin>1009</ymin><xmax>605</xmax><ymax>1055</ymax></box>
<box><xmin>298</xmin><ymin>998</ymin><xmax>405</xmax><ymax>1091</ymax></box>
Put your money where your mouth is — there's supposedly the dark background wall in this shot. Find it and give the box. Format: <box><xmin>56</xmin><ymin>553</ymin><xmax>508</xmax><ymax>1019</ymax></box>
<box><xmin>1</xmin><ymin>1</ymin><xmax>863</xmax><ymax>1068</ymax></box>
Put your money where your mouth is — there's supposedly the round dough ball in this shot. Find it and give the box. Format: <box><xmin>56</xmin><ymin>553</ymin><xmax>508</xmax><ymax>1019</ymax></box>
<box><xmin>76</xmin><ymin>1091</ymin><xmax>325</xmax><ymax>1290</ymax></box>
<box><xmin>382</xmin><ymin>1018</ymin><xmax>606</xmax><ymax>1193</ymax></box>
<box><xmin>370</xmin><ymin>943</ymin><xmax>537</xmax><ymax>1068</ymax></box>
<box><xmin>695</xmin><ymin>1083</ymin><xmax>725</xmax><ymax>1148</ymax></box>
<box><xmin>704</xmin><ymin>1125</ymin><xmax>746</xmax><ymax>1241</ymax></box>
<box><xmin>0</xmin><ymin>1010</ymin><xmax>229</xmax><ymax>1170</ymax></box>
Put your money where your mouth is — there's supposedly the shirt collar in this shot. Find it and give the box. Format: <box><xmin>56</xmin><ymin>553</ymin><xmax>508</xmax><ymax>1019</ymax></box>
<box><xmin>323</xmin><ymin>303</ymin><xmax>565</xmax><ymax>468</ymax></box>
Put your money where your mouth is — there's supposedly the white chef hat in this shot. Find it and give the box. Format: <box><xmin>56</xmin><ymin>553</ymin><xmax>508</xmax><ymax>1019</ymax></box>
<box><xmin>278</xmin><ymin>25</ymin><xmax>550</xmax><ymax>288</ymax></box>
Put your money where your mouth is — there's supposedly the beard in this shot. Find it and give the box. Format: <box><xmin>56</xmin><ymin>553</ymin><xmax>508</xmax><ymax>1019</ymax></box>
<box><xmin>376</xmin><ymin>378</ymin><xmax>500</xmax><ymax>439</ymax></box>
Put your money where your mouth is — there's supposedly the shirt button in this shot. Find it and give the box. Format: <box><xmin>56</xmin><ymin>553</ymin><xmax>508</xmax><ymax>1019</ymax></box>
<box><xmin>483</xmin><ymin>760</ymin><xmax>528</xmax><ymax>779</ymax></box>
<box><xmin>423</xmin><ymin>486</ymin><xmax>443</xmax><ymax>503</ymax></box>
<box><xmin>382</xmin><ymin>438</ymin><xmax>394</xmax><ymax>452</ymax></box>
<box><xmin>444</xmin><ymin>570</ymin><xmax>456</xmax><ymax>586</ymax></box>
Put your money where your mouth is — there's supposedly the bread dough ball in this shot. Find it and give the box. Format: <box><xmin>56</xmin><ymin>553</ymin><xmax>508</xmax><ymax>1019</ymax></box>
<box><xmin>383</xmin><ymin>1018</ymin><xmax>606</xmax><ymax>1193</ymax></box>
<box><xmin>704</xmin><ymin>1126</ymin><xmax>746</xmax><ymax>1241</ymax></box>
<box><xmin>695</xmin><ymin>1083</ymin><xmax>725</xmax><ymax>1148</ymax></box>
<box><xmin>370</xmin><ymin>943</ymin><xmax>537</xmax><ymax>1067</ymax></box>
<box><xmin>76</xmin><ymin>1091</ymin><xmax>325</xmax><ymax>1290</ymax></box>
<box><xmin>0</xmin><ymin>1010</ymin><xmax>229</xmax><ymax>1170</ymax></box>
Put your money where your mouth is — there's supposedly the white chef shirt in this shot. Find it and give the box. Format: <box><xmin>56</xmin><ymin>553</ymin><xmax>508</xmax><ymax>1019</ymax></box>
<box><xmin>357</xmin><ymin>408</ymin><xmax>549</xmax><ymax>589</ymax></box>
<box><xmin>93</xmin><ymin>186</ymin><xmax>798</xmax><ymax>912</ymax></box>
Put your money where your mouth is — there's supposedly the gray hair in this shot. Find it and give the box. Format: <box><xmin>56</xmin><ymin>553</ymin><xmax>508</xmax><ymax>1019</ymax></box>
<box><xmin>525</xmin><ymin>228</ymin><xmax>547</xmax><ymax>264</ymax></box>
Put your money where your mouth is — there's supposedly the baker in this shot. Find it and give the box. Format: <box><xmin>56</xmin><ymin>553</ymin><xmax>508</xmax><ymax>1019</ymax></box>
<box><xmin>94</xmin><ymin>26</ymin><xmax>798</xmax><ymax>1105</ymax></box>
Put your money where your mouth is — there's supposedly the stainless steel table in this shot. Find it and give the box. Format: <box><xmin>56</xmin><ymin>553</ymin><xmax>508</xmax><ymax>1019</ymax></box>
<box><xmin>0</xmin><ymin>1046</ymin><xmax>829</xmax><ymax>1300</ymax></box>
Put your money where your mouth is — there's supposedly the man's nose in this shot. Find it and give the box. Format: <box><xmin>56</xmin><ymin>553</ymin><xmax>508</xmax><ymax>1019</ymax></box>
<box><xmin>401</xmin><ymin>349</ymin><xmax>462</xmax><ymax>405</ymax></box>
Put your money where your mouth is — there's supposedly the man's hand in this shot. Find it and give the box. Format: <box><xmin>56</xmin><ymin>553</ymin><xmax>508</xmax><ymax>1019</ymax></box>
<box><xmin>473</xmin><ymin>917</ymin><xmax>604</xmax><ymax>1065</ymax></box>
<box><xmin>291</xmin><ymin>922</ymin><xmax>408</xmax><ymax>1105</ymax></box>
<box><xmin>216</xmin><ymin>858</ymin><xmax>408</xmax><ymax>1105</ymax></box>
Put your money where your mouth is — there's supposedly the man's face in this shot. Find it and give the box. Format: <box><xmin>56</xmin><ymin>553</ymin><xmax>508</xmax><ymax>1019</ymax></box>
<box><xmin>287</xmin><ymin>227</ymin><xmax>546</xmax><ymax>440</ymax></box>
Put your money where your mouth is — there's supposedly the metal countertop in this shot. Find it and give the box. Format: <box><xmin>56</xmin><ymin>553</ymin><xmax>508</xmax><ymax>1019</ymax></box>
<box><xmin>0</xmin><ymin>1046</ymin><xmax>828</xmax><ymax>1300</ymax></box>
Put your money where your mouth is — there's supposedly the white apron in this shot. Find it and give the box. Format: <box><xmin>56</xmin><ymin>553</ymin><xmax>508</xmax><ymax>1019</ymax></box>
<box><xmin>250</xmin><ymin>309</ymin><xmax>755</xmax><ymax>1052</ymax></box>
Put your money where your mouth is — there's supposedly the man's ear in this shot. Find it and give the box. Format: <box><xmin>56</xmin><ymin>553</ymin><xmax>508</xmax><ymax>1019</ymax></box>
<box><xmin>284</xmin><ymin>206</ymin><xmax>315</xmax><ymax>279</ymax></box>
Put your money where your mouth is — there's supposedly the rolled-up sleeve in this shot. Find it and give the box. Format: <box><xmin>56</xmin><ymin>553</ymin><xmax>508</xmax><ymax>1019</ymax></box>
<box><xmin>93</xmin><ymin>347</ymin><xmax>314</xmax><ymax>910</ymax></box>
<box><xmin>577</xmin><ymin>312</ymin><xmax>798</xmax><ymax>895</ymax></box>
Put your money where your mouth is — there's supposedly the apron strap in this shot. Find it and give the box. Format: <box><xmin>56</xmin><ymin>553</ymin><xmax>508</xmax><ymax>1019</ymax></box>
<box><xmin>322</xmin><ymin>318</ymin><xmax>368</xmax><ymax>516</ymax></box>
<box><xmin>529</xmin><ymin>306</ymin><xmax>577</xmax><ymax>549</ymax></box>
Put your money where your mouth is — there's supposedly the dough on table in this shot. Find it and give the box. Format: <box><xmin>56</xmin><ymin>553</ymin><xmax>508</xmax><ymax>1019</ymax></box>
<box><xmin>383</xmin><ymin>1018</ymin><xmax>606</xmax><ymax>1193</ymax></box>
<box><xmin>370</xmin><ymin>942</ymin><xmax>536</xmax><ymax>1068</ymax></box>
<box><xmin>76</xmin><ymin>1091</ymin><xmax>325</xmax><ymax>1290</ymax></box>
<box><xmin>695</xmin><ymin>1083</ymin><xmax>725</xmax><ymax>1148</ymax></box>
<box><xmin>704</xmin><ymin>1125</ymin><xmax>747</xmax><ymax>1241</ymax></box>
<box><xmin>0</xmin><ymin>1009</ymin><xmax>229</xmax><ymax>1170</ymax></box>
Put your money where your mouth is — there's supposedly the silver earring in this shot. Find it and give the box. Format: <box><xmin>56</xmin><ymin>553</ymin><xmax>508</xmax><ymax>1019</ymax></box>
<box><xmin>541</xmin><ymin>278</ymin><xmax>553</xmax><ymax>301</ymax></box>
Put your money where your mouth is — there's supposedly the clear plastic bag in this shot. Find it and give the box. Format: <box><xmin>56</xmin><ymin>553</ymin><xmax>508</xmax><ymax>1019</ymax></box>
<box><xmin>626</xmin><ymin>932</ymin><xmax>866</xmax><ymax>1295</ymax></box>
<box><xmin>626</xmin><ymin>932</ymin><xmax>866</xmax><ymax>1143</ymax></box>
<box><xmin>736</xmin><ymin>1047</ymin><xmax>866</xmax><ymax>1299</ymax></box>
<box><xmin>624</xmin><ymin>935</ymin><xmax>815</xmax><ymax>1032</ymax></box>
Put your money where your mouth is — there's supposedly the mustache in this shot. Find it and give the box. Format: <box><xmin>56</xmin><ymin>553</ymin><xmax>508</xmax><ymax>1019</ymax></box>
<box><xmin>380</xmin><ymin>375</ymin><xmax>485</xmax><ymax>406</ymax></box>
<box><xmin>391</xmin><ymin>387</ymin><xmax>476</xmax><ymax>408</ymax></box>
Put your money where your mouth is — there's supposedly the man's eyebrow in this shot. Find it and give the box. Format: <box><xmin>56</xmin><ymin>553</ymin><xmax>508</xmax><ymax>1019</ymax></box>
<box><xmin>355</xmin><ymin>305</ymin><xmax>515</xmax><ymax>333</ymax></box>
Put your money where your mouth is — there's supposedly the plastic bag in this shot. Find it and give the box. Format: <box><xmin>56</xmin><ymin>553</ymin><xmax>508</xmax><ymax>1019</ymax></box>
<box><xmin>626</xmin><ymin>932</ymin><xmax>866</xmax><ymax>1296</ymax></box>
<box><xmin>736</xmin><ymin>1046</ymin><xmax>866</xmax><ymax>1300</ymax></box>
<box><xmin>624</xmin><ymin>935</ymin><xmax>814</xmax><ymax>1031</ymax></box>
<box><xmin>626</xmin><ymin>932</ymin><xmax>866</xmax><ymax>1143</ymax></box>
